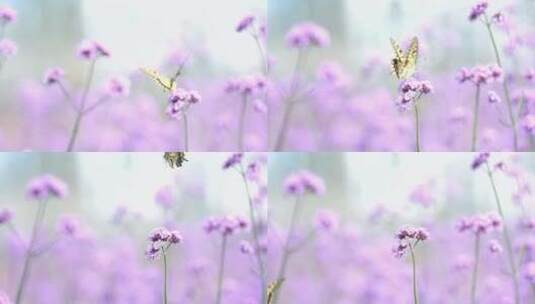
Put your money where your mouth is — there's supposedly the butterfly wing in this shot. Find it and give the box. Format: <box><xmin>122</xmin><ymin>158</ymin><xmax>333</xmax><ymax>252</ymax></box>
<box><xmin>267</xmin><ymin>278</ymin><xmax>285</xmax><ymax>304</ymax></box>
<box><xmin>390</xmin><ymin>38</ymin><xmax>404</xmax><ymax>79</ymax></box>
<box><xmin>163</xmin><ymin>152</ymin><xmax>176</xmax><ymax>168</ymax></box>
<box><xmin>401</xmin><ymin>37</ymin><xmax>418</xmax><ymax>79</ymax></box>
<box><xmin>141</xmin><ymin>68</ymin><xmax>175</xmax><ymax>92</ymax></box>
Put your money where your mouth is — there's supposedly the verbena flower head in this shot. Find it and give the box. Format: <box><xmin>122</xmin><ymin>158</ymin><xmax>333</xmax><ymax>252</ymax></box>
<box><xmin>42</xmin><ymin>68</ymin><xmax>65</xmax><ymax>86</ymax></box>
<box><xmin>0</xmin><ymin>208</ymin><xmax>12</xmax><ymax>225</ymax></box>
<box><xmin>396</xmin><ymin>78</ymin><xmax>433</xmax><ymax>109</ymax></box>
<box><xmin>222</xmin><ymin>153</ymin><xmax>243</xmax><ymax>170</ymax></box>
<box><xmin>468</xmin><ymin>1</ymin><xmax>488</xmax><ymax>21</ymax></box>
<box><xmin>239</xmin><ymin>240</ymin><xmax>254</xmax><ymax>255</ymax></box>
<box><xmin>314</xmin><ymin>209</ymin><xmax>339</xmax><ymax>231</ymax></box>
<box><xmin>25</xmin><ymin>174</ymin><xmax>69</xmax><ymax>200</ymax></box>
<box><xmin>283</xmin><ymin>170</ymin><xmax>326</xmax><ymax>196</ymax></box>
<box><xmin>203</xmin><ymin>215</ymin><xmax>248</xmax><ymax>236</ymax></box>
<box><xmin>104</xmin><ymin>76</ymin><xmax>130</xmax><ymax>97</ymax></box>
<box><xmin>525</xmin><ymin>68</ymin><xmax>535</xmax><ymax>83</ymax></box>
<box><xmin>166</xmin><ymin>88</ymin><xmax>201</xmax><ymax>119</ymax></box>
<box><xmin>488</xmin><ymin>239</ymin><xmax>503</xmax><ymax>254</ymax></box>
<box><xmin>471</xmin><ymin>152</ymin><xmax>490</xmax><ymax>170</ymax></box>
<box><xmin>285</xmin><ymin>22</ymin><xmax>330</xmax><ymax>48</ymax></box>
<box><xmin>393</xmin><ymin>226</ymin><xmax>429</xmax><ymax>258</ymax></box>
<box><xmin>0</xmin><ymin>39</ymin><xmax>17</xmax><ymax>57</ymax></box>
<box><xmin>146</xmin><ymin>227</ymin><xmax>182</xmax><ymax>260</ymax></box>
<box><xmin>456</xmin><ymin>213</ymin><xmax>502</xmax><ymax>235</ymax></box>
<box><xmin>457</xmin><ymin>65</ymin><xmax>502</xmax><ymax>86</ymax></box>
<box><xmin>76</xmin><ymin>40</ymin><xmax>110</xmax><ymax>60</ymax></box>
<box><xmin>491</xmin><ymin>12</ymin><xmax>505</xmax><ymax>25</ymax></box>
<box><xmin>524</xmin><ymin>262</ymin><xmax>535</xmax><ymax>283</ymax></box>
<box><xmin>235</xmin><ymin>14</ymin><xmax>255</xmax><ymax>33</ymax></box>
<box><xmin>154</xmin><ymin>185</ymin><xmax>174</xmax><ymax>209</ymax></box>
<box><xmin>0</xmin><ymin>6</ymin><xmax>16</xmax><ymax>25</ymax></box>
<box><xmin>521</xmin><ymin>114</ymin><xmax>535</xmax><ymax>135</ymax></box>
<box><xmin>56</xmin><ymin>215</ymin><xmax>80</xmax><ymax>237</ymax></box>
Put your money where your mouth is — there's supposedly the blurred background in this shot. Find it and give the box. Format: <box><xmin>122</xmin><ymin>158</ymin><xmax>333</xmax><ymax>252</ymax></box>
<box><xmin>269</xmin><ymin>152</ymin><xmax>535</xmax><ymax>227</ymax></box>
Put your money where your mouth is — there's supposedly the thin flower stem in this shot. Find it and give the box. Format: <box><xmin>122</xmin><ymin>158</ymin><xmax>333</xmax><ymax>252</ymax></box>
<box><xmin>15</xmin><ymin>200</ymin><xmax>48</xmax><ymax>304</ymax></box>
<box><xmin>272</xmin><ymin>197</ymin><xmax>302</xmax><ymax>304</ymax></box>
<box><xmin>470</xmin><ymin>234</ymin><xmax>481</xmax><ymax>304</ymax></box>
<box><xmin>183</xmin><ymin>113</ymin><xmax>189</xmax><ymax>152</ymax></box>
<box><xmin>484</xmin><ymin>14</ymin><xmax>518</xmax><ymax>151</ymax></box>
<box><xmin>162</xmin><ymin>247</ymin><xmax>168</xmax><ymax>304</ymax></box>
<box><xmin>274</xmin><ymin>50</ymin><xmax>306</xmax><ymax>151</ymax></box>
<box><xmin>215</xmin><ymin>235</ymin><xmax>228</xmax><ymax>304</ymax></box>
<box><xmin>238</xmin><ymin>94</ymin><xmax>248</xmax><ymax>151</ymax></box>
<box><xmin>252</xmin><ymin>33</ymin><xmax>269</xmax><ymax>76</ymax></box>
<box><xmin>414</xmin><ymin>102</ymin><xmax>421</xmax><ymax>152</ymax></box>
<box><xmin>409</xmin><ymin>242</ymin><xmax>419</xmax><ymax>304</ymax></box>
<box><xmin>485</xmin><ymin>162</ymin><xmax>520</xmax><ymax>304</ymax></box>
<box><xmin>471</xmin><ymin>85</ymin><xmax>481</xmax><ymax>152</ymax></box>
<box><xmin>66</xmin><ymin>59</ymin><xmax>97</xmax><ymax>152</ymax></box>
<box><xmin>239</xmin><ymin>165</ymin><xmax>266</xmax><ymax>303</ymax></box>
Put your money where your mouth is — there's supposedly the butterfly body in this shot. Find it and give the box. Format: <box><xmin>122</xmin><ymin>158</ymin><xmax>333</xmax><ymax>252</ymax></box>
<box><xmin>266</xmin><ymin>278</ymin><xmax>285</xmax><ymax>304</ymax></box>
<box><xmin>163</xmin><ymin>152</ymin><xmax>187</xmax><ymax>169</ymax></box>
<box><xmin>141</xmin><ymin>68</ymin><xmax>177</xmax><ymax>92</ymax></box>
<box><xmin>390</xmin><ymin>37</ymin><xmax>418</xmax><ymax>80</ymax></box>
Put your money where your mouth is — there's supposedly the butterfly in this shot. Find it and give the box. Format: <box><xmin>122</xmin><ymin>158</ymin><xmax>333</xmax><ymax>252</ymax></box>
<box><xmin>141</xmin><ymin>68</ymin><xmax>177</xmax><ymax>92</ymax></box>
<box><xmin>390</xmin><ymin>37</ymin><xmax>419</xmax><ymax>80</ymax></box>
<box><xmin>266</xmin><ymin>278</ymin><xmax>285</xmax><ymax>304</ymax></box>
<box><xmin>163</xmin><ymin>152</ymin><xmax>187</xmax><ymax>169</ymax></box>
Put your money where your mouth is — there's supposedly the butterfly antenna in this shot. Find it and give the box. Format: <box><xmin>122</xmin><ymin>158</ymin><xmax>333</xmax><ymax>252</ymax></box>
<box><xmin>171</xmin><ymin>55</ymin><xmax>190</xmax><ymax>84</ymax></box>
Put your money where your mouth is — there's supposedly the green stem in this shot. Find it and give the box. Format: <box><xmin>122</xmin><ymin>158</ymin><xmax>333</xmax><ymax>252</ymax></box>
<box><xmin>409</xmin><ymin>243</ymin><xmax>419</xmax><ymax>304</ymax></box>
<box><xmin>15</xmin><ymin>200</ymin><xmax>48</xmax><ymax>304</ymax></box>
<box><xmin>66</xmin><ymin>59</ymin><xmax>97</xmax><ymax>152</ymax></box>
<box><xmin>215</xmin><ymin>235</ymin><xmax>228</xmax><ymax>304</ymax></box>
<box><xmin>239</xmin><ymin>165</ymin><xmax>267</xmax><ymax>303</ymax></box>
<box><xmin>414</xmin><ymin>102</ymin><xmax>421</xmax><ymax>152</ymax></box>
<box><xmin>484</xmin><ymin>14</ymin><xmax>518</xmax><ymax>151</ymax></box>
<box><xmin>238</xmin><ymin>94</ymin><xmax>248</xmax><ymax>152</ymax></box>
<box><xmin>485</xmin><ymin>162</ymin><xmax>520</xmax><ymax>304</ymax></box>
<box><xmin>470</xmin><ymin>235</ymin><xmax>481</xmax><ymax>304</ymax></box>
<box><xmin>183</xmin><ymin>113</ymin><xmax>189</xmax><ymax>152</ymax></box>
<box><xmin>272</xmin><ymin>197</ymin><xmax>301</xmax><ymax>304</ymax></box>
<box><xmin>471</xmin><ymin>85</ymin><xmax>481</xmax><ymax>152</ymax></box>
<box><xmin>162</xmin><ymin>247</ymin><xmax>168</xmax><ymax>304</ymax></box>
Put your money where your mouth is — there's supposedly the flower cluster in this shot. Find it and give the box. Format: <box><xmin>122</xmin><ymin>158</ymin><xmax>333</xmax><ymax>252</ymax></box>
<box><xmin>393</xmin><ymin>226</ymin><xmax>429</xmax><ymax>258</ymax></box>
<box><xmin>145</xmin><ymin>227</ymin><xmax>182</xmax><ymax>259</ymax></box>
<box><xmin>396</xmin><ymin>78</ymin><xmax>433</xmax><ymax>108</ymax></box>
<box><xmin>222</xmin><ymin>153</ymin><xmax>243</xmax><ymax>170</ymax></box>
<box><xmin>471</xmin><ymin>152</ymin><xmax>490</xmax><ymax>170</ymax></box>
<box><xmin>0</xmin><ymin>39</ymin><xmax>16</xmax><ymax>58</ymax></box>
<box><xmin>468</xmin><ymin>1</ymin><xmax>488</xmax><ymax>21</ymax></box>
<box><xmin>154</xmin><ymin>185</ymin><xmax>175</xmax><ymax>209</ymax></box>
<box><xmin>456</xmin><ymin>213</ymin><xmax>502</xmax><ymax>235</ymax></box>
<box><xmin>487</xmin><ymin>90</ymin><xmax>501</xmax><ymax>104</ymax></box>
<box><xmin>0</xmin><ymin>208</ymin><xmax>12</xmax><ymax>225</ymax></box>
<box><xmin>25</xmin><ymin>174</ymin><xmax>68</xmax><ymax>200</ymax></box>
<box><xmin>314</xmin><ymin>209</ymin><xmax>339</xmax><ymax>232</ymax></box>
<box><xmin>203</xmin><ymin>215</ymin><xmax>248</xmax><ymax>236</ymax></box>
<box><xmin>56</xmin><ymin>215</ymin><xmax>80</xmax><ymax>237</ymax></box>
<box><xmin>283</xmin><ymin>170</ymin><xmax>326</xmax><ymax>196</ymax></box>
<box><xmin>0</xmin><ymin>6</ymin><xmax>16</xmax><ymax>25</ymax></box>
<box><xmin>224</xmin><ymin>75</ymin><xmax>267</xmax><ymax>96</ymax></box>
<box><xmin>103</xmin><ymin>76</ymin><xmax>130</xmax><ymax>98</ymax></box>
<box><xmin>456</xmin><ymin>65</ymin><xmax>503</xmax><ymax>86</ymax></box>
<box><xmin>0</xmin><ymin>6</ymin><xmax>17</xmax><ymax>61</ymax></box>
<box><xmin>166</xmin><ymin>88</ymin><xmax>201</xmax><ymax>119</ymax></box>
<box><xmin>42</xmin><ymin>68</ymin><xmax>65</xmax><ymax>86</ymax></box>
<box><xmin>76</xmin><ymin>40</ymin><xmax>110</xmax><ymax>60</ymax></box>
<box><xmin>235</xmin><ymin>14</ymin><xmax>256</xmax><ymax>33</ymax></box>
<box><xmin>285</xmin><ymin>22</ymin><xmax>330</xmax><ymax>48</ymax></box>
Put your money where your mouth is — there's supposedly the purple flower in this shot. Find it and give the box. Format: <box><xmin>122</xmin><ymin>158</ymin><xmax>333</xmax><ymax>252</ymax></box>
<box><xmin>222</xmin><ymin>153</ymin><xmax>243</xmax><ymax>169</ymax></box>
<box><xmin>104</xmin><ymin>76</ymin><xmax>130</xmax><ymax>97</ymax></box>
<box><xmin>0</xmin><ymin>39</ymin><xmax>17</xmax><ymax>57</ymax></box>
<box><xmin>154</xmin><ymin>185</ymin><xmax>174</xmax><ymax>209</ymax></box>
<box><xmin>487</xmin><ymin>91</ymin><xmax>501</xmax><ymax>104</ymax></box>
<box><xmin>468</xmin><ymin>1</ymin><xmax>488</xmax><ymax>22</ymax></box>
<box><xmin>456</xmin><ymin>67</ymin><xmax>474</xmax><ymax>83</ymax></box>
<box><xmin>471</xmin><ymin>152</ymin><xmax>490</xmax><ymax>170</ymax></box>
<box><xmin>521</xmin><ymin>114</ymin><xmax>535</xmax><ymax>134</ymax></box>
<box><xmin>283</xmin><ymin>170</ymin><xmax>326</xmax><ymax>196</ymax></box>
<box><xmin>285</xmin><ymin>22</ymin><xmax>330</xmax><ymax>48</ymax></box>
<box><xmin>488</xmin><ymin>239</ymin><xmax>503</xmax><ymax>254</ymax></box>
<box><xmin>76</xmin><ymin>40</ymin><xmax>110</xmax><ymax>60</ymax></box>
<box><xmin>26</xmin><ymin>174</ymin><xmax>69</xmax><ymax>200</ymax></box>
<box><xmin>0</xmin><ymin>6</ymin><xmax>16</xmax><ymax>25</ymax></box>
<box><xmin>524</xmin><ymin>262</ymin><xmax>535</xmax><ymax>283</ymax></box>
<box><xmin>239</xmin><ymin>240</ymin><xmax>253</xmax><ymax>254</ymax></box>
<box><xmin>525</xmin><ymin>68</ymin><xmax>535</xmax><ymax>83</ymax></box>
<box><xmin>43</xmin><ymin>68</ymin><xmax>65</xmax><ymax>86</ymax></box>
<box><xmin>203</xmin><ymin>215</ymin><xmax>247</xmax><ymax>236</ymax></box>
<box><xmin>314</xmin><ymin>210</ymin><xmax>339</xmax><ymax>231</ymax></box>
<box><xmin>56</xmin><ymin>215</ymin><xmax>80</xmax><ymax>237</ymax></box>
<box><xmin>491</xmin><ymin>12</ymin><xmax>505</xmax><ymax>24</ymax></box>
<box><xmin>393</xmin><ymin>226</ymin><xmax>429</xmax><ymax>257</ymax></box>
<box><xmin>146</xmin><ymin>227</ymin><xmax>182</xmax><ymax>259</ymax></box>
<box><xmin>166</xmin><ymin>88</ymin><xmax>201</xmax><ymax>119</ymax></box>
<box><xmin>235</xmin><ymin>14</ymin><xmax>255</xmax><ymax>33</ymax></box>
<box><xmin>168</xmin><ymin>230</ymin><xmax>183</xmax><ymax>244</ymax></box>
<box><xmin>457</xmin><ymin>213</ymin><xmax>501</xmax><ymax>235</ymax></box>
<box><xmin>0</xmin><ymin>208</ymin><xmax>12</xmax><ymax>225</ymax></box>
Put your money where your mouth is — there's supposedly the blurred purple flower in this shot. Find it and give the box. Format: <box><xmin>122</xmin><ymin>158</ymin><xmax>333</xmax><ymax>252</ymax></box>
<box><xmin>0</xmin><ymin>6</ymin><xmax>16</xmax><ymax>25</ymax></box>
<box><xmin>521</xmin><ymin>114</ymin><xmax>535</xmax><ymax>134</ymax></box>
<box><xmin>314</xmin><ymin>209</ymin><xmax>339</xmax><ymax>231</ymax></box>
<box><xmin>283</xmin><ymin>170</ymin><xmax>326</xmax><ymax>196</ymax></box>
<box><xmin>104</xmin><ymin>76</ymin><xmax>130</xmax><ymax>97</ymax></box>
<box><xmin>235</xmin><ymin>14</ymin><xmax>255</xmax><ymax>33</ymax></box>
<box><xmin>471</xmin><ymin>152</ymin><xmax>490</xmax><ymax>170</ymax></box>
<box><xmin>76</xmin><ymin>40</ymin><xmax>110</xmax><ymax>60</ymax></box>
<box><xmin>525</xmin><ymin>68</ymin><xmax>535</xmax><ymax>83</ymax></box>
<box><xmin>25</xmin><ymin>174</ymin><xmax>69</xmax><ymax>200</ymax></box>
<box><xmin>203</xmin><ymin>215</ymin><xmax>248</xmax><ymax>236</ymax></box>
<box><xmin>239</xmin><ymin>240</ymin><xmax>254</xmax><ymax>254</ymax></box>
<box><xmin>488</xmin><ymin>239</ymin><xmax>503</xmax><ymax>254</ymax></box>
<box><xmin>56</xmin><ymin>215</ymin><xmax>80</xmax><ymax>237</ymax></box>
<box><xmin>0</xmin><ymin>39</ymin><xmax>17</xmax><ymax>57</ymax></box>
<box><xmin>468</xmin><ymin>1</ymin><xmax>488</xmax><ymax>21</ymax></box>
<box><xmin>146</xmin><ymin>227</ymin><xmax>182</xmax><ymax>259</ymax></box>
<box><xmin>285</xmin><ymin>22</ymin><xmax>330</xmax><ymax>48</ymax></box>
<box><xmin>487</xmin><ymin>90</ymin><xmax>501</xmax><ymax>104</ymax></box>
<box><xmin>222</xmin><ymin>153</ymin><xmax>243</xmax><ymax>169</ymax></box>
<box><xmin>154</xmin><ymin>185</ymin><xmax>174</xmax><ymax>209</ymax></box>
<box><xmin>42</xmin><ymin>67</ymin><xmax>65</xmax><ymax>86</ymax></box>
<box><xmin>0</xmin><ymin>208</ymin><xmax>12</xmax><ymax>224</ymax></box>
